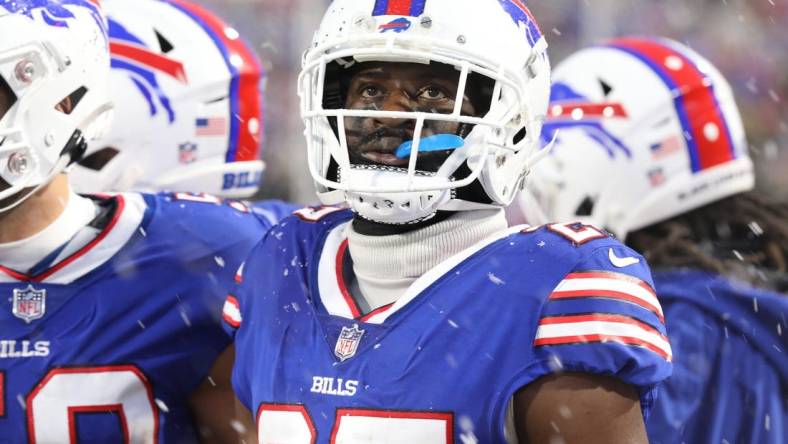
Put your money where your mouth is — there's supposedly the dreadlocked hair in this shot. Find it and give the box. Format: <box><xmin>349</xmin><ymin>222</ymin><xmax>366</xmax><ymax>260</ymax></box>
<box><xmin>627</xmin><ymin>192</ymin><xmax>788</xmax><ymax>292</ymax></box>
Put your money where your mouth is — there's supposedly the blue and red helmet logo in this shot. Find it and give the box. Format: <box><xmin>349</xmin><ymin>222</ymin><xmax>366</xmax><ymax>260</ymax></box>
<box><xmin>497</xmin><ymin>0</ymin><xmax>543</xmax><ymax>48</ymax></box>
<box><xmin>378</xmin><ymin>17</ymin><xmax>411</xmax><ymax>33</ymax></box>
<box><xmin>542</xmin><ymin>82</ymin><xmax>632</xmax><ymax>159</ymax></box>
<box><xmin>108</xmin><ymin>17</ymin><xmax>188</xmax><ymax>124</ymax></box>
<box><xmin>0</xmin><ymin>0</ymin><xmax>105</xmax><ymax>34</ymax></box>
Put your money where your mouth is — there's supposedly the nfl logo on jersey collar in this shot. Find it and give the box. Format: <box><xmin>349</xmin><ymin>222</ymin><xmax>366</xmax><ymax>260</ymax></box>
<box><xmin>335</xmin><ymin>324</ymin><xmax>365</xmax><ymax>362</ymax></box>
<box><xmin>12</xmin><ymin>285</ymin><xmax>46</xmax><ymax>323</ymax></box>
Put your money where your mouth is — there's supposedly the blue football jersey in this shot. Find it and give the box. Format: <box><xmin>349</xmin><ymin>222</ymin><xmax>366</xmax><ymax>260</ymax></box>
<box><xmin>646</xmin><ymin>270</ymin><xmax>788</xmax><ymax>444</ymax></box>
<box><xmin>230</xmin><ymin>208</ymin><xmax>673</xmax><ymax>443</ymax></box>
<box><xmin>0</xmin><ymin>192</ymin><xmax>290</xmax><ymax>443</ymax></box>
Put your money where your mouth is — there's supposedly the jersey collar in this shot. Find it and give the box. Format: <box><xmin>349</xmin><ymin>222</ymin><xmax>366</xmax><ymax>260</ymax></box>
<box><xmin>0</xmin><ymin>193</ymin><xmax>147</xmax><ymax>284</ymax></box>
<box><xmin>315</xmin><ymin>222</ymin><xmax>528</xmax><ymax>324</ymax></box>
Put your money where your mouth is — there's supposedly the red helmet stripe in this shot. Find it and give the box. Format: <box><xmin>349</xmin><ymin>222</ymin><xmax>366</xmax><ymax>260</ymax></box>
<box><xmin>166</xmin><ymin>0</ymin><xmax>263</xmax><ymax>163</ymax></box>
<box><xmin>386</xmin><ymin>0</ymin><xmax>412</xmax><ymax>15</ymax></box>
<box><xmin>609</xmin><ymin>38</ymin><xmax>735</xmax><ymax>172</ymax></box>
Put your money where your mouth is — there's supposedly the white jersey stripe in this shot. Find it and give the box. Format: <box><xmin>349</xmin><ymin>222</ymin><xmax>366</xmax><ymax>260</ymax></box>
<box><xmin>535</xmin><ymin>319</ymin><xmax>672</xmax><ymax>361</ymax></box>
<box><xmin>552</xmin><ymin>274</ymin><xmax>663</xmax><ymax>318</ymax></box>
<box><xmin>316</xmin><ymin>222</ymin><xmax>355</xmax><ymax>319</ymax></box>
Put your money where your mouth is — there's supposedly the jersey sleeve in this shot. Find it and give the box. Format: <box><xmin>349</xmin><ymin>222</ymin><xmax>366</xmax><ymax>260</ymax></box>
<box><xmin>531</xmin><ymin>243</ymin><xmax>673</xmax><ymax>417</ymax></box>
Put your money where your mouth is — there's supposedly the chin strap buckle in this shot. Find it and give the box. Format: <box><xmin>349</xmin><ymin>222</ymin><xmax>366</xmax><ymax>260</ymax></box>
<box><xmin>60</xmin><ymin>130</ymin><xmax>87</xmax><ymax>166</ymax></box>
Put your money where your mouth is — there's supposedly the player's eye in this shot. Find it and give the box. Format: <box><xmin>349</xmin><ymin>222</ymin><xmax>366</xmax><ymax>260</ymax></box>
<box><xmin>418</xmin><ymin>86</ymin><xmax>449</xmax><ymax>101</ymax></box>
<box><xmin>359</xmin><ymin>85</ymin><xmax>384</xmax><ymax>99</ymax></box>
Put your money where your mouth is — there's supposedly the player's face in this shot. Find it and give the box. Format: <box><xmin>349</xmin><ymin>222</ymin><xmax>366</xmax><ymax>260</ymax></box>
<box><xmin>344</xmin><ymin>62</ymin><xmax>477</xmax><ymax>168</ymax></box>
<box><xmin>0</xmin><ymin>77</ymin><xmax>13</xmax><ymax>121</ymax></box>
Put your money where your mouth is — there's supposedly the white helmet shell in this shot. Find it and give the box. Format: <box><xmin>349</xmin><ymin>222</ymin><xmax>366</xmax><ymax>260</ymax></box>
<box><xmin>299</xmin><ymin>0</ymin><xmax>551</xmax><ymax>224</ymax></box>
<box><xmin>0</xmin><ymin>0</ymin><xmax>112</xmax><ymax>210</ymax></box>
<box><xmin>70</xmin><ymin>0</ymin><xmax>265</xmax><ymax>198</ymax></box>
<box><xmin>518</xmin><ymin>37</ymin><xmax>753</xmax><ymax>239</ymax></box>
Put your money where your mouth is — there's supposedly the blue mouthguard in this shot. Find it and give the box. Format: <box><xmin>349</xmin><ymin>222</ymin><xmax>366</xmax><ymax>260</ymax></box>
<box><xmin>394</xmin><ymin>134</ymin><xmax>465</xmax><ymax>159</ymax></box>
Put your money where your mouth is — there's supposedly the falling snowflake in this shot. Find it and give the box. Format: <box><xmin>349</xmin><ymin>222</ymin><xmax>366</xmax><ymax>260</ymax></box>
<box><xmin>487</xmin><ymin>273</ymin><xmax>505</xmax><ymax>285</ymax></box>
<box><xmin>459</xmin><ymin>415</ymin><xmax>479</xmax><ymax>444</ymax></box>
<box><xmin>547</xmin><ymin>354</ymin><xmax>564</xmax><ymax>372</ymax></box>
<box><xmin>179</xmin><ymin>307</ymin><xmax>191</xmax><ymax>327</ymax></box>
<box><xmin>155</xmin><ymin>398</ymin><xmax>169</xmax><ymax>413</ymax></box>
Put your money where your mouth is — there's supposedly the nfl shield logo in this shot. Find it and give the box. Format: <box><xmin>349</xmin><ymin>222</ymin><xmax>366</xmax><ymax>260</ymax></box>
<box><xmin>335</xmin><ymin>324</ymin><xmax>365</xmax><ymax>362</ymax></box>
<box><xmin>178</xmin><ymin>142</ymin><xmax>198</xmax><ymax>164</ymax></box>
<box><xmin>12</xmin><ymin>285</ymin><xmax>46</xmax><ymax>323</ymax></box>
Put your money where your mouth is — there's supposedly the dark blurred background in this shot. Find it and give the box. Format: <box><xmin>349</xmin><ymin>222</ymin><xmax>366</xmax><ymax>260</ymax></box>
<box><xmin>199</xmin><ymin>0</ymin><xmax>787</xmax><ymax>204</ymax></box>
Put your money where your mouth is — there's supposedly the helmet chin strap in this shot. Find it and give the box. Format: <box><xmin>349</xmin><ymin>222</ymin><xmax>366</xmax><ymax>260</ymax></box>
<box><xmin>0</xmin><ymin>155</ymin><xmax>70</xmax><ymax>214</ymax></box>
<box><xmin>340</xmin><ymin>167</ymin><xmax>501</xmax><ymax>226</ymax></box>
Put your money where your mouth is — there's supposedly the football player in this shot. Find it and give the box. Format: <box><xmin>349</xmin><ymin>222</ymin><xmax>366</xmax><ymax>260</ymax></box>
<box><xmin>0</xmin><ymin>1</ymin><xmax>283</xmax><ymax>441</ymax></box>
<box><xmin>228</xmin><ymin>1</ymin><xmax>672</xmax><ymax>442</ymax></box>
<box><xmin>517</xmin><ymin>36</ymin><xmax>787</xmax><ymax>444</ymax></box>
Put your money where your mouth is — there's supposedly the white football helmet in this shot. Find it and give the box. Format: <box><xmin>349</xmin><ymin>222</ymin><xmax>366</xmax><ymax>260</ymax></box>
<box><xmin>518</xmin><ymin>36</ymin><xmax>754</xmax><ymax>239</ymax></box>
<box><xmin>70</xmin><ymin>0</ymin><xmax>265</xmax><ymax>198</ymax></box>
<box><xmin>299</xmin><ymin>0</ymin><xmax>551</xmax><ymax>224</ymax></box>
<box><xmin>0</xmin><ymin>0</ymin><xmax>112</xmax><ymax>211</ymax></box>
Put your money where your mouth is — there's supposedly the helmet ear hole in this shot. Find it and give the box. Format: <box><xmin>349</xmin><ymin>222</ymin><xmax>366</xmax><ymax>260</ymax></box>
<box><xmin>575</xmin><ymin>196</ymin><xmax>595</xmax><ymax>216</ymax></box>
<box><xmin>77</xmin><ymin>147</ymin><xmax>119</xmax><ymax>171</ymax></box>
<box><xmin>55</xmin><ymin>86</ymin><xmax>88</xmax><ymax>115</ymax></box>
<box><xmin>512</xmin><ymin>127</ymin><xmax>526</xmax><ymax>145</ymax></box>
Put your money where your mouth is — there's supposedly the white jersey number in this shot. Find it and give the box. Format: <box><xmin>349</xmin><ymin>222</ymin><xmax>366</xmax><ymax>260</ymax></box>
<box><xmin>548</xmin><ymin>222</ymin><xmax>607</xmax><ymax>245</ymax></box>
<box><xmin>26</xmin><ymin>365</ymin><xmax>159</xmax><ymax>443</ymax></box>
<box><xmin>257</xmin><ymin>404</ymin><xmax>453</xmax><ymax>443</ymax></box>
